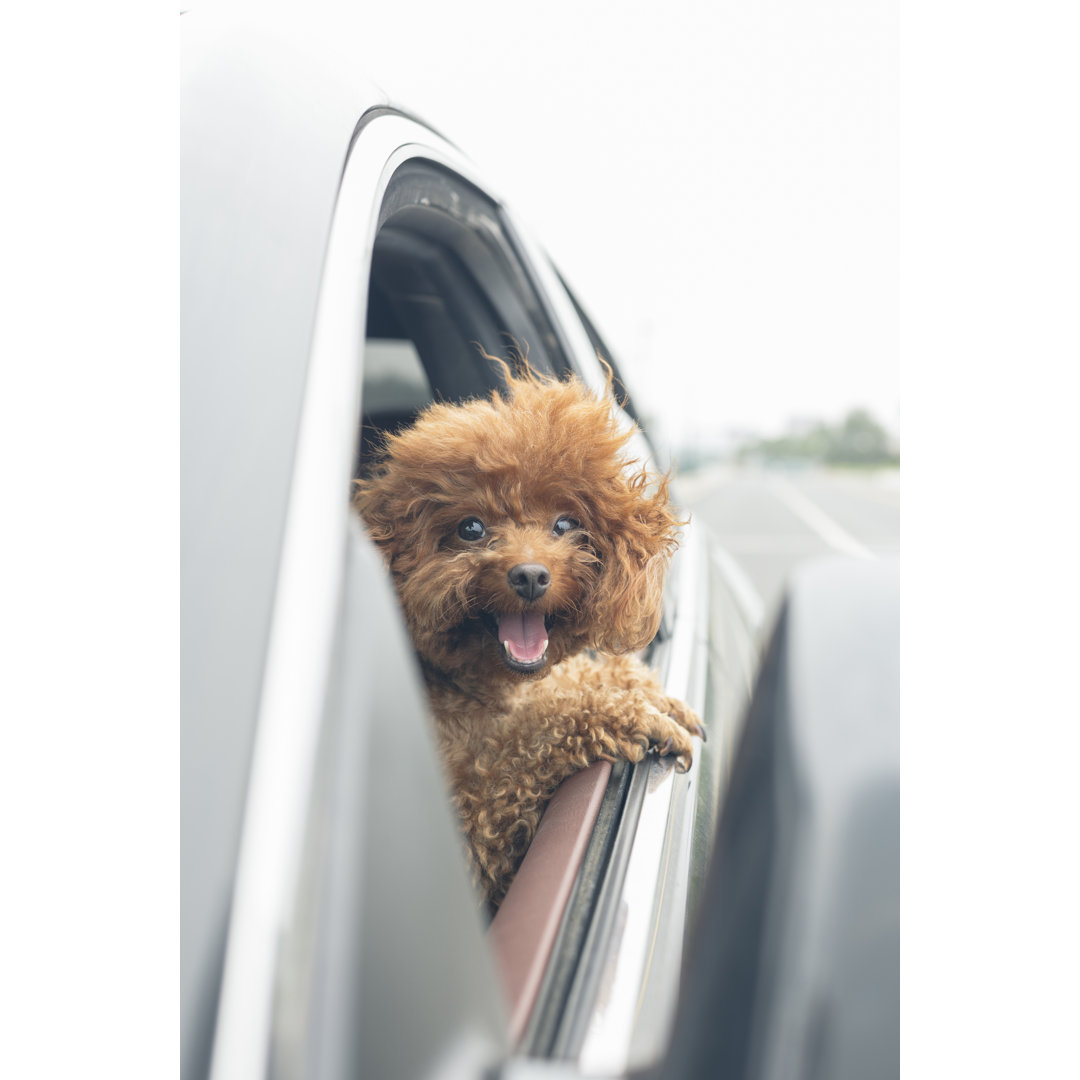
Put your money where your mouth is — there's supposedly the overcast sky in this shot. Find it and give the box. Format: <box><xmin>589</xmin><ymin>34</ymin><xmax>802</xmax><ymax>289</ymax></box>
<box><xmin>209</xmin><ymin>0</ymin><xmax>898</xmax><ymax>451</ymax></box>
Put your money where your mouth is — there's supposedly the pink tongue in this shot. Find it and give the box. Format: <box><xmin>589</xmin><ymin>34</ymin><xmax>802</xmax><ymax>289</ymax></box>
<box><xmin>497</xmin><ymin>611</ymin><xmax>548</xmax><ymax>663</ymax></box>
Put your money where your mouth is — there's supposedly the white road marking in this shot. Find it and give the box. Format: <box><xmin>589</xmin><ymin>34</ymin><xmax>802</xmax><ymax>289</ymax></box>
<box><xmin>718</xmin><ymin>534</ymin><xmax>843</xmax><ymax>553</ymax></box>
<box><xmin>767</xmin><ymin>475</ymin><xmax>875</xmax><ymax>559</ymax></box>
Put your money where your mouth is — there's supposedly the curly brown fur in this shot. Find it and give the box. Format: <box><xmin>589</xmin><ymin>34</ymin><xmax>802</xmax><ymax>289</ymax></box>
<box><xmin>354</xmin><ymin>369</ymin><xmax>703</xmax><ymax>906</ymax></box>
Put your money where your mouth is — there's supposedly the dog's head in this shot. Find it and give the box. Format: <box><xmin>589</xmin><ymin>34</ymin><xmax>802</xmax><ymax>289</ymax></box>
<box><xmin>354</xmin><ymin>371</ymin><xmax>682</xmax><ymax>689</ymax></box>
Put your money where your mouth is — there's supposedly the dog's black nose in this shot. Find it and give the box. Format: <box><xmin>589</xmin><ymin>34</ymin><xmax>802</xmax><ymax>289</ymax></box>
<box><xmin>508</xmin><ymin>563</ymin><xmax>551</xmax><ymax>601</ymax></box>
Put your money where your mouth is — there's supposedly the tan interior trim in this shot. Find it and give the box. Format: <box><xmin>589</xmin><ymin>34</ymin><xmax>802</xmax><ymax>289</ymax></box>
<box><xmin>487</xmin><ymin>760</ymin><xmax>612</xmax><ymax>1044</ymax></box>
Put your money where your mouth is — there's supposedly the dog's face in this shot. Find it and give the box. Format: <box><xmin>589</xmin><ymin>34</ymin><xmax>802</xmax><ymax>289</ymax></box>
<box><xmin>354</xmin><ymin>373</ymin><xmax>681</xmax><ymax>690</ymax></box>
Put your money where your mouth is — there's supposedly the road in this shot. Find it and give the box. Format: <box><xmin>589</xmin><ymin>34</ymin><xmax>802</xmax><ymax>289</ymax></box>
<box><xmin>675</xmin><ymin>464</ymin><xmax>901</xmax><ymax>625</ymax></box>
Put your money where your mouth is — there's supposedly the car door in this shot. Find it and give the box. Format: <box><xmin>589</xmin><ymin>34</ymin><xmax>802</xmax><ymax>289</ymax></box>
<box><xmin>183</xmin><ymin>16</ymin><xmax>753</xmax><ymax>1079</ymax></box>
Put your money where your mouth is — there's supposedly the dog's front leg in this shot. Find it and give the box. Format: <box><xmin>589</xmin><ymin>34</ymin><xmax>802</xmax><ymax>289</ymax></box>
<box><xmin>454</xmin><ymin>684</ymin><xmax>697</xmax><ymax>906</ymax></box>
<box><xmin>551</xmin><ymin>653</ymin><xmax>704</xmax><ymax>741</ymax></box>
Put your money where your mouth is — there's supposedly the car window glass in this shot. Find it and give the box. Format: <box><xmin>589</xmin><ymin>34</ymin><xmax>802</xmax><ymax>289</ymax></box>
<box><xmin>361</xmin><ymin>338</ymin><xmax>432</xmax><ymax>414</ymax></box>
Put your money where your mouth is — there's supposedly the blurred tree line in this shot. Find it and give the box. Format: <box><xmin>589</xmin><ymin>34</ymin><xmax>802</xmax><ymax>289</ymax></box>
<box><xmin>736</xmin><ymin>408</ymin><xmax>899</xmax><ymax>467</ymax></box>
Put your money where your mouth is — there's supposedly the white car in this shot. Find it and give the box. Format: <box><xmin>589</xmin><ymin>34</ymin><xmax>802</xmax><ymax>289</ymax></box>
<box><xmin>181</xmin><ymin>11</ymin><xmax>898</xmax><ymax>1080</ymax></box>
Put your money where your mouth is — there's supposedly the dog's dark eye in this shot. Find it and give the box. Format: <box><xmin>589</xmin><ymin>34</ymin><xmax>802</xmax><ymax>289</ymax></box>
<box><xmin>457</xmin><ymin>517</ymin><xmax>487</xmax><ymax>541</ymax></box>
<box><xmin>552</xmin><ymin>516</ymin><xmax>580</xmax><ymax>537</ymax></box>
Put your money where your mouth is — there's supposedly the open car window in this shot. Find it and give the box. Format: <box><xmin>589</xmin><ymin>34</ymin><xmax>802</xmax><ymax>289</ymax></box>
<box><xmin>352</xmin><ymin>156</ymin><xmax>661</xmax><ymax>1045</ymax></box>
<box><xmin>356</xmin><ymin>160</ymin><xmax>572</xmax><ymax>475</ymax></box>
<box><xmin>342</xmin><ymin>139</ymin><xmax>720</xmax><ymax>1071</ymax></box>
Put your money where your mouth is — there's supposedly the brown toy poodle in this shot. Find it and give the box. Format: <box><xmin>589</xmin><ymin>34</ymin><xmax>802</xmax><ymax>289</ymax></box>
<box><xmin>354</xmin><ymin>367</ymin><xmax>702</xmax><ymax>907</ymax></box>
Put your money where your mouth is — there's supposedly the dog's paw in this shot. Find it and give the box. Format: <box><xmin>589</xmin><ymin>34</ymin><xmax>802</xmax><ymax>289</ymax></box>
<box><xmin>589</xmin><ymin>654</ymin><xmax>705</xmax><ymax>747</ymax></box>
<box><xmin>661</xmin><ymin>693</ymin><xmax>707</xmax><ymax>744</ymax></box>
<box><xmin>612</xmin><ymin>694</ymin><xmax>698</xmax><ymax>774</ymax></box>
<box><xmin>631</xmin><ymin>682</ymin><xmax>706</xmax><ymax>747</ymax></box>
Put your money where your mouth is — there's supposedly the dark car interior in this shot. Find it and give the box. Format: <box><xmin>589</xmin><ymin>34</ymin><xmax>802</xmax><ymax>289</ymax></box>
<box><xmin>354</xmin><ymin>160</ymin><xmax>575</xmax><ymax>476</ymax></box>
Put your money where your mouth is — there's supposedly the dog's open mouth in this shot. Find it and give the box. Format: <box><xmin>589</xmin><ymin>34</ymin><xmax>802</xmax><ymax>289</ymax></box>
<box><xmin>482</xmin><ymin>611</ymin><xmax>551</xmax><ymax>674</ymax></box>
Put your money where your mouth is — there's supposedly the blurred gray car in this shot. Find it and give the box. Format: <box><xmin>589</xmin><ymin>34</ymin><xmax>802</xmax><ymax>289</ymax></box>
<box><xmin>181</xmin><ymin>12</ymin><xmax>898</xmax><ymax>1080</ymax></box>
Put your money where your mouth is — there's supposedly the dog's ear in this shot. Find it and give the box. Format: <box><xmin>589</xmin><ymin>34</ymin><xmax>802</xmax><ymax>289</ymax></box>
<box><xmin>588</xmin><ymin>469</ymin><xmax>683</xmax><ymax>654</ymax></box>
<box><xmin>351</xmin><ymin>469</ymin><xmax>433</xmax><ymax>576</ymax></box>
